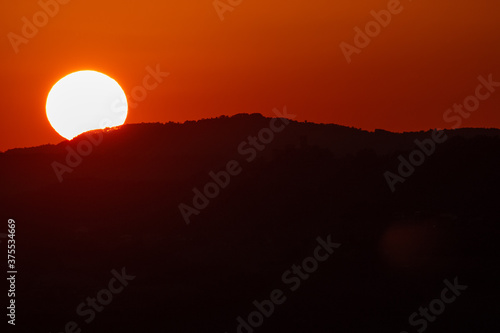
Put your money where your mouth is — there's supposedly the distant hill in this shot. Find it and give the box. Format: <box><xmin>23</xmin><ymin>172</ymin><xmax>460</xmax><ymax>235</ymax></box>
<box><xmin>1</xmin><ymin>113</ymin><xmax>499</xmax><ymax>332</ymax></box>
<box><xmin>2</xmin><ymin>113</ymin><xmax>500</xmax><ymax>193</ymax></box>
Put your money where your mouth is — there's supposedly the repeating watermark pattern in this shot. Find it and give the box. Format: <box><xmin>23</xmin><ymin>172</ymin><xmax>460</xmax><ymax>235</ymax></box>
<box><xmin>340</xmin><ymin>0</ymin><xmax>409</xmax><ymax>64</ymax></box>
<box><xmin>7</xmin><ymin>0</ymin><xmax>72</xmax><ymax>54</ymax></box>
<box><xmin>51</xmin><ymin>131</ymin><xmax>105</xmax><ymax>182</ymax></box>
<box><xmin>443</xmin><ymin>74</ymin><xmax>500</xmax><ymax>129</ymax></box>
<box><xmin>400</xmin><ymin>277</ymin><xmax>467</xmax><ymax>333</ymax></box>
<box><xmin>384</xmin><ymin>73</ymin><xmax>499</xmax><ymax>192</ymax></box>
<box><xmin>51</xmin><ymin>64</ymin><xmax>169</xmax><ymax>182</ymax></box>
<box><xmin>125</xmin><ymin>65</ymin><xmax>170</xmax><ymax>109</ymax></box>
<box><xmin>6</xmin><ymin>219</ymin><xmax>17</xmax><ymax>326</ymax></box>
<box><xmin>384</xmin><ymin>129</ymin><xmax>447</xmax><ymax>192</ymax></box>
<box><xmin>213</xmin><ymin>0</ymin><xmax>243</xmax><ymax>21</ymax></box>
<box><xmin>50</xmin><ymin>267</ymin><xmax>135</xmax><ymax>333</ymax></box>
<box><xmin>224</xmin><ymin>234</ymin><xmax>341</xmax><ymax>333</ymax></box>
<box><xmin>178</xmin><ymin>106</ymin><xmax>296</xmax><ymax>225</ymax></box>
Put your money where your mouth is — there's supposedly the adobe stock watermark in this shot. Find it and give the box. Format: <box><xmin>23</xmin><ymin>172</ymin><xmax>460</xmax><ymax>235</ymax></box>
<box><xmin>7</xmin><ymin>0</ymin><xmax>71</xmax><ymax>54</ymax></box>
<box><xmin>123</xmin><ymin>64</ymin><xmax>170</xmax><ymax>109</ymax></box>
<box><xmin>50</xmin><ymin>117</ymin><xmax>117</xmax><ymax>183</ymax></box>
<box><xmin>50</xmin><ymin>267</ymin><xmax>135</xmax><ymax>333</ymax></box>
<box><xmin>442</xmin><ymin>74</ymin><xmax>500</xmax><ymax>129</ymax></box>
<box><xmin>340</xmin><ymin>0</ymin><xmax>408</xmax><ymax>64</ymax></box>
<box><xmin>51</xmin><ymin>64</ymin><xmax>169</xmax><ymax>182</ymax></box>
<box><xmin>178</xmin><ymin>106</ymin><xmax>296</xmax><ymax>225</ymax></box>
<box><xmin>384</xmin><ymin>73</ymin><xmax>499</xmax><ymax>192</ymax></box>
<box><xmin>224</xmin><ymin>234</ymin><xmax>341</xmax><ymax>333</ymax></box>
<box><xmin>213</xmin><ymin>0</ymin><xmax>243</xmax><ymax>21</ymax></box>
<box><xmin>399</xmin><ymin>277</ymin><xmax>467</xmax><ymax>333</ymax></box>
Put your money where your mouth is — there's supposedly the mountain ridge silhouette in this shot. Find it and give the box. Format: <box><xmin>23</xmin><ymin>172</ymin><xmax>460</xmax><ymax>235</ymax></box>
<box><xmin>1</xmin><ymin>112</ymin><xmax>499</xmax><ymax>332</ymax></box>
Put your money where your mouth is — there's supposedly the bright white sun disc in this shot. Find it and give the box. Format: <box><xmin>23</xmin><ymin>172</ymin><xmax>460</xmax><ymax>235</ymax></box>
<box><xmin>46</xmin><ymin>70</ymin><xmax>128</xmax><ymax>140</ymax></box>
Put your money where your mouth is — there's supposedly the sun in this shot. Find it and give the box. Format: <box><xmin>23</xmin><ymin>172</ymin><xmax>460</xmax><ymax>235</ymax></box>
<box><xmin>46</xmin><ymin>70</ymin><xmax>128</xmax><ymax>140</ymax></box>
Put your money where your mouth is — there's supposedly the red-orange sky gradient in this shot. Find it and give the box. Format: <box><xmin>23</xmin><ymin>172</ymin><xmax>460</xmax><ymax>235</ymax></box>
<box><xmin>1</xmin><ymin>0</ymin><xmax>500</xmax><ymax>151</ymax></box>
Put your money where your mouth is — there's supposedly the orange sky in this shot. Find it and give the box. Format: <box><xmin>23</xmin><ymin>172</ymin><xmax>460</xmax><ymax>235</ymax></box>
<box><xmin>1</xmin><ymin>0</ymin><xmax>500</xmax><ymax>151</ymax></box>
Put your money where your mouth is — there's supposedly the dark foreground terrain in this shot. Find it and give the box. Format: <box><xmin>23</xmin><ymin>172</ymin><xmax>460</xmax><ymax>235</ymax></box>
<box><xmin>1</xmin><ymin>114</ymin><xmax>499</xmax><ymax>332</ymax></box>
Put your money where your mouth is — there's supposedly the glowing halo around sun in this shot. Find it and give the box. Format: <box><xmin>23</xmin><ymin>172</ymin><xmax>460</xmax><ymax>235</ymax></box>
<box><xmin>46</xmin><ymin>70</ymin><xmax>128</xmax><ymax>140</ymax></box>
